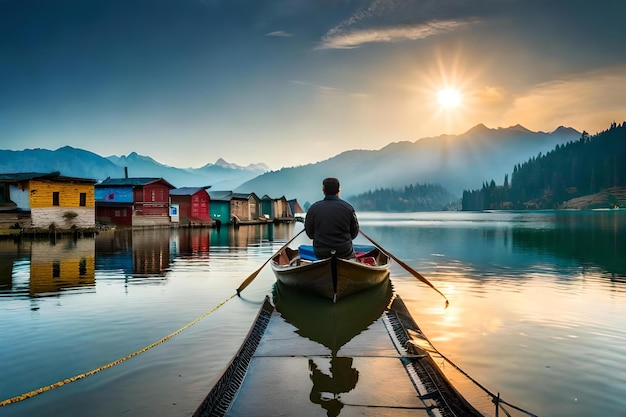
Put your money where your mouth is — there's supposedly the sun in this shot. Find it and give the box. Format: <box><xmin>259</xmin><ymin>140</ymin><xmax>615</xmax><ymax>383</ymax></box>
<box><xmin>437</xmin><ymin>88</ymin><xmax>462</xmax><ymax>109</ymax></box>
<box><xmin>412</xmin><ymin>46</ymin><xmax>482</xmax><ymax>131</ymax></box>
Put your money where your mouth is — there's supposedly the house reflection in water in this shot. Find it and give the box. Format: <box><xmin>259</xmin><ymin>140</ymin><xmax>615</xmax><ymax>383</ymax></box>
<box><xmin>0</xmin><ymin>239</ymin><xmax>28</xmax><ymax>292</ymax></box>
<box><xmin>132</xmin><ymin>229</ymin><xmax>171</xmax><ymax>275</ymax></box>
<box><xmin>95</xmin><ymin>228</ymin><xmax>171</xmax><ymax>277</ymax></box>
<box><xmin>228</xmin><ymin>225</ymin><xmax>270</xmax><ymax>248</ymax></box>
<box><xmin>172</xmin><ymin>228</ymin><xmax>211</xmax><ymax>258</ymax></box>
<box><xmin>212</xmin><ymin>223</ymin><xmax>295</xmax><ymax>248</ymax></box>
<box><xmin>29</xmin><ymin>238</ymin><xmax>95</xmax><ymax>296</ymax></box>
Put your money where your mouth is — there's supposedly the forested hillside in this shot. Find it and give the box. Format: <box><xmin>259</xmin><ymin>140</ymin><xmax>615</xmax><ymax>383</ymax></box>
<box><xmin>462</xmin><ymin>122</ymin><xmax>626</xmax><ymax>210</ymax></box>
<box><xmin>348</xmin><ymin>183</ymin><xmax>457</xmax><ymax>212</ymax></box>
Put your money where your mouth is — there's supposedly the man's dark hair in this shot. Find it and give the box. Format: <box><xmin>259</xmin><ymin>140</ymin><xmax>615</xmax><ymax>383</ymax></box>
<box><xmin>323</xmin><ymin>177</ymin><xmax>340</xmax><ymax>195</ymax></box>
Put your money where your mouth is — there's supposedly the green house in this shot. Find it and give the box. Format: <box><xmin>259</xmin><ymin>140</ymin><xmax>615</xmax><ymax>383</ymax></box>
<box><xmin>208</xmin><ymin>191</ymin><xmax>234</xmax><ymax>224</ymax></box>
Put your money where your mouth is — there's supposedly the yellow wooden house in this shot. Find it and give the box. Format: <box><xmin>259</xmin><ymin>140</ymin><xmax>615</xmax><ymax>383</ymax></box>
<box><xmin>0</xmin><ymin>172</ymin><xmax>97</xmax><ymax>229</ymax></box>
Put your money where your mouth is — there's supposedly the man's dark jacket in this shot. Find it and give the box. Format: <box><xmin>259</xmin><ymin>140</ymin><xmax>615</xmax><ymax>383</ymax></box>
<box><xmin>304</xmin><ymin>195</ymin><xmax>359</xmax><ymax>259</ymax></box>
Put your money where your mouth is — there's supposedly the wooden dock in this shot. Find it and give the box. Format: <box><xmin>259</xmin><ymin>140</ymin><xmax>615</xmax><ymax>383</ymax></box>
<box><xmin>193</xmin><ymin>281</ymin><xmax>488</xmax><ymax>417</ymax></box>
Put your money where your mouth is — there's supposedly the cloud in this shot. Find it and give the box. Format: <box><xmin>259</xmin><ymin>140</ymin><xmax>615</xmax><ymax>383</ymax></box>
<box><xmin>501</xmin><ymin>67</ymin><xmax>626</xmax><ymax>133</ymax></box>
<box><xmin>316</xmin><ymin>0</ymin><xmax>482</xmax><ymax>49</ymax></box>
<box><xmin>289</xmin><ymin>79</ymin><xmax>339</xmax><ymax>93</ymax></box>
<box><xmin>266</xmin><ymin>30</ymin><xmax>293</xmax><ymax>37</ymax></box>
<box><xmin>288</xmin><ymin>80</ymin><xmax>369</xmax><ymax>97</ymax></box>
<box><xmin>318</xmin><ymin>19</ymin><xmax>477</xmax><ymax>49</ymax></box>
<box><xmin>475</xmin><ymin>86</ymin><xmax>507</xmax><ymax>105</ymax></box>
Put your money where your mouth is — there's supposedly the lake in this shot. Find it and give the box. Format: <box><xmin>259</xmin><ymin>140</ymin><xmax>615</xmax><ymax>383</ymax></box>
<box><xmin>1</xmin><ymin>211</ymin><xmax>625</xmax><ymax>417</ymax></box>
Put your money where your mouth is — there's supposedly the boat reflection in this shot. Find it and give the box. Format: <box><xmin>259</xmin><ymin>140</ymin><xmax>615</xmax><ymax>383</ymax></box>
<box><xmin>273</xmin><ymin>279</ymin><xmax>393</xmax><ymax>416</ymax></box>
<box><xmin>272</xmin><ymin>278</ymin><xmax>393</xmax><ymax>354</ymax></box>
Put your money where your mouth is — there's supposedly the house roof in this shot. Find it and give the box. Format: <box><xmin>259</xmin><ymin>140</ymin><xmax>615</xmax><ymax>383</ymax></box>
<box><xmin>208</xmin><ymin>191</ymin><xmax>233</xmax><ymax>201</ymax></box>
<box><xmin>0</xmin><ymin>171</ymin><xmax>97</xmax><ymax>183</ymax></box>
<box><xmin>262</xmin><ymin>195</ymin><xmax>287</xmax><ymax>201</ymax></box>
<box><xmin>0</xmin><ymin>172</ymin><xmax>59</xmax><ymax>182</ymax></box>
<box><xmin>232</xmin><ymin>192</ymin><xmax>259</xmax><ymax>200</ymax></box>
<box><xmin>170</xmin><ymin>186</ymin><xmax>211</xmax><ymax>196</ymax></box>
<box><xmin>96</xmin><ymin>177</ymin><xmax>175</xmax><ymax>188</ymax></box>
<box><xmin>208</xmin><ymin>191</ymin><xmax>260</xmax><ymax>202</ymax></box>
<box><xmin>288</xmin><ymin>199</ymin><xmax>304</xmax><ymax>213</ymax></box>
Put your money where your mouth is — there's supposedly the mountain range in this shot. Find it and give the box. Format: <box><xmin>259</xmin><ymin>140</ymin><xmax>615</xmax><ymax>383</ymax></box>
<box><xmin>236</xmin><ymin>124</ymin><xmax>581</xmax><ymax>205</ymax></box>
<box><xmin>0</xmin><ymin>147</ymin><xmax>268</xmax><ymax>190</ymax></box>
<box><xmin>1</xmin><ymin>124</ymin><xmax>582</xmax><ymax>207</ymax></box>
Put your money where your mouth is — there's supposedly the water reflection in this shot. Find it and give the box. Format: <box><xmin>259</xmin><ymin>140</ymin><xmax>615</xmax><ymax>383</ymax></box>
<box><xmin>364</xmin><ymin>211</ymin><xmax>626</xmax><ymax>282</ymax></box>
<box><xmin>0</xmin><ymin>223</ymin><xmax>296</xmax><ymax>299</ymax></box>
<box><xmin>512</xmin><ymin>210</ymin><xmax>626</xmax><ymax>276</ymax></box>
<box><xmin>273</xmin><ymin>279</ymin><xmax>393</xmax><ymax>353</ymax></box>
<box><xmin>308</xmin><ymin>357</ymin><xmax>359</xmax><ymax>417</ymax></box>
<box><xmin>208</xmin><ymin>223</ymin><xmax>285</xmax><ymax>248</ymax></box>
<box><xmin>0</xmin><ymin>239</ymin><xmax>27</xmax><ymax>292</ymax></box>
<box><xmin>0</xmin><ymin>238</ymin><xmax>96</xmax><ymax>297</ymax></box>
<box><xmin>95</xmin><ymin>228</ymin><xmax>170</xmax><ymax>279</ymax></box>
<box><xmin>30</xmin><ymin>238</ymin><xmax>95</xmax><ymax>296</ymax></box>
<box><xmin>173</xmin><ymin>228</ymin><xmax>211</xmax><ymax>257</ymax></box>
<box><xmin>273</xmin><ymin>280</ymin><xmax>393</xmax><ymax>416</ymax></box>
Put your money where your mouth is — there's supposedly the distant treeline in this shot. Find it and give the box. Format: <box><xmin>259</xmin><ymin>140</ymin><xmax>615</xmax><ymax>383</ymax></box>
<box><xmin>462</xmin><ymin>122</ymin><xmax>626</xmax><ymax>210</ymax></box>
<box><xmin>349</xmin><ymin>183</ymin><xmax>457</xmax><ymax>212</ymax></box>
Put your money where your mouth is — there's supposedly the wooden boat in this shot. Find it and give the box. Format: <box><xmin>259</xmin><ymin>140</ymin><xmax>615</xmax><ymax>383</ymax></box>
<box><xmin>270</xmin><ymin>244</ymin><xmax>390</xmax><ymax>301</ymax></box>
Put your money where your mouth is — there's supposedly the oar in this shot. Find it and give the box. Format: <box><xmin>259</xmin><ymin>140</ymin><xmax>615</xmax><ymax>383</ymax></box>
<box><xmin>359</xmin><ymin>230</ymin><xmax>449</xmax><ymax>307</ymax></box>
<box><xmin>236</xmin><ymin>229</ymin><xmax>305</xmax><ymax>295</ymax></box>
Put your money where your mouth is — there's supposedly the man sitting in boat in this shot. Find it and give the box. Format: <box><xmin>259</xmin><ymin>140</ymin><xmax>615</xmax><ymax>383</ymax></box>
<box><xmin>304</xmin><ymin>177</ymin><xmax>359</xmax><ymax>260</ymax></box>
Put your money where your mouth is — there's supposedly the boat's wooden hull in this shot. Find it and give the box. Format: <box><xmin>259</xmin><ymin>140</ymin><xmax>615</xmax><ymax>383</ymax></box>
<box><xmin>270</xmin><ymin>246</ymin><xmax>390</xmax><ymax>300</ymax></box>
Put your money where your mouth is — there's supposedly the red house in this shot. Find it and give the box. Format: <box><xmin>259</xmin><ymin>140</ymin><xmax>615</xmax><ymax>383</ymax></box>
<box><xmin>95</xmin><ymin>177</ymin><xmax>175</xmax><ymax>227</ymax></box>
<box><xmin>169</xmin><ymin>186</ymin><xmax>212</xmax><ymax>225</ymax></box>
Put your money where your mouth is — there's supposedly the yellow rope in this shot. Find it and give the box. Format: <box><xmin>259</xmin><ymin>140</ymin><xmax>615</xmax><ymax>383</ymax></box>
<box><xmin>0</xmin><ymin>294</ymin><xmax>236</xmax><ymax>407</ymax></box>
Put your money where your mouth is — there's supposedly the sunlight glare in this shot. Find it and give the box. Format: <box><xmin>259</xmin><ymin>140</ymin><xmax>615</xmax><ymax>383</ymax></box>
<box><xmin>437</xmin><ymin>88</ymin><xmax>462</xmax><ymax>109</ymax></box>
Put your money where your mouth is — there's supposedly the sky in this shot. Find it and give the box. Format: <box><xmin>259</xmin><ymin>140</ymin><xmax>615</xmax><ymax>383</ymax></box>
<box><xmin>1</xmin><ymin>0</ymin><xmax>626</xmax><ymax>170</ymax></box>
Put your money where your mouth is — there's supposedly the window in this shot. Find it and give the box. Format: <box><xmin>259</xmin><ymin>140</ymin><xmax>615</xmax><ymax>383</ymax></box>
<box><xmin>52</xmin><ymin>192</ymin><xmax>60</xmax><ymax>206</ymax></box>
<box><xmin>52</xmin><ymin>261</ymin><xmax>60</xmax><ymax>278</ymax></box>
<box><xmin>79</xmin><ymin>258</ymin><xmax>87</xmax><ymax>276</ymax></box>
<box><xmin>151</xmin><ymin>190</ymin><xmax>155</xmax><ymax>202</ymax></box>
<box><xmin>79</xmin><ymin>193</ymin><xmax>86</xmax><ymax>207</ymax></box>
<box><xmin>0</xmin><ymin>183</ymin><xmax>8</xmax><ymax>204</ymax></box>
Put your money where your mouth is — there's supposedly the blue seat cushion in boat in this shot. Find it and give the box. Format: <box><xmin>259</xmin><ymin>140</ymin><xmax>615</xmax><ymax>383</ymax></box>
<box><xmin>298</xmin><ymin>244</ymin><xmax>375</xmax><ymax>261</ymax></box>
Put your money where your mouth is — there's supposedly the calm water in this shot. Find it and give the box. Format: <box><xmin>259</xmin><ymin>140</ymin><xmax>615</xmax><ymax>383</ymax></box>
<box><xmin>1</xmin><ymin>211</ymin><xmax>625</xmax><ymax>417</ymax></box>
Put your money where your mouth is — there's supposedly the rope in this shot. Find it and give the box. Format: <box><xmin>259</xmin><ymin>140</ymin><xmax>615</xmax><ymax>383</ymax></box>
<box><xmin>0</xmin><ymin>294</ymin><xmax>236</xmax><ymax>407</ymax></box>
